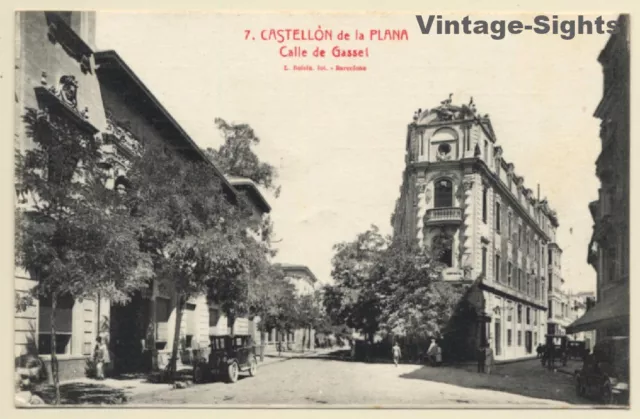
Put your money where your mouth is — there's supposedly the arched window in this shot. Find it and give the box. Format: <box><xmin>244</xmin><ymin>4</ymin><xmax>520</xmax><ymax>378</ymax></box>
<box><xmin>432</xmin><ymin>233</ymin><xmax>453</xmax><ymax>268</ymax></box>
<box><xmin>434</xmin><ymin>179</ymin><xmax>453</xmax><ymax>208</ymax></box>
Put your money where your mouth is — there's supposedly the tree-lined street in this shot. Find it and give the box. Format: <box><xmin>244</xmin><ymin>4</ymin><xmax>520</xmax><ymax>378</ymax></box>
<box><xmin>129</xmin><ymin>354</ymin><xmax>586</xmax><ymax>406</ymax></box>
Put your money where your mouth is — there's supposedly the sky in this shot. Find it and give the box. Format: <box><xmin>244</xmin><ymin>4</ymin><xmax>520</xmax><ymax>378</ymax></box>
<box><xmin>95</xmin><ymin>12</ymin><xmax>617</xmax><ymax>293</ymax></box>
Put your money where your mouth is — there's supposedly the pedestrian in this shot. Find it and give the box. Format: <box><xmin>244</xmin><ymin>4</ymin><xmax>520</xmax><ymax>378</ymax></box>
<box><xmin>435</xmin><ymin>342</ymin><xmax>443</xmax><ymax>366</ymax></box>
<box><xmin>94</xmin><ymin>336</ymin><xmax>109</xmax><ymax>380</ymax></box>
<box><xmin>477</xmin><ymin>342</ymin><xmax>486</xmax><ymax>373</ymax></box>
<box><xmin>427</xmin><ymin>338</ymin><xmax>437</xmax><ymax>366</ymax></box>
<box><xmin>392</xmin><ymin>342</ymin><xmax>402</xmax><ymax>367</ymax></box>
<box><xmin>484</xmin><ymin>340</ymin><xmax>494</xmax><ymax>375</ymax></box>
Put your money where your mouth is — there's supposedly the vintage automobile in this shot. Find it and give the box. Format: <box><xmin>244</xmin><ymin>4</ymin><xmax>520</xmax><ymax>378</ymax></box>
<box><xmin>575</xmin><ymin>336</ymin><xmax>629</xmax><ymax>405</ymax></box>
<box><xmin>193</xmin><ymin>335</ymin><xmax>258</xmax><ymax>384</ymax></box>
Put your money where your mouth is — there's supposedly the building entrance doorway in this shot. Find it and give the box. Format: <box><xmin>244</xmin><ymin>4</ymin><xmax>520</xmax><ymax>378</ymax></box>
<box><xmin>525</xmin><ymin>331</ymin><xmax>533</xmax><ymax>354</ymax></box>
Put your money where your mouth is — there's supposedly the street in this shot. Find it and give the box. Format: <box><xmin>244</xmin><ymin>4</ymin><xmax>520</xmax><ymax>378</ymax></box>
<box><xmin>129</xmin><ymin>354</ymin><xmax>588</xmax><ymax>406</ymax></box>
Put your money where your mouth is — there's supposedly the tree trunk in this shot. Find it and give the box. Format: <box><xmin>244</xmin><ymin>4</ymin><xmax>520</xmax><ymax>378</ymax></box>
<box><xmin>50</xmin><ymin>296</ymin><xmax>61</xmax><ymax>404</ymax></box>
<box><xmin>169</xmin><ymin>293</ymin><xmax>185</xmax><ymax>381</ymax></box>
<box><xmin>147</xmin><ymin>280</ymin><xmax>158</xmax><ymax>371</ymax></box>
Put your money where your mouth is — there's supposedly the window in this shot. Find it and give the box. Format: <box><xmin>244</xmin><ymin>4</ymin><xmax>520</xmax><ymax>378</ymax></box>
<box><xmin>508</xmin><ymin>212</ymin><xmax>512</xmax><ymax>236</ymax></box>
<box><xmin>534</xmin><ymin>310</ymin><xmax>538</xmax><ymax>325</ymax></box>
<box><xmin>465</xmin><ymin>135</ymin><xmax>470</xmax><ymax>151</ymax></box>
<box><xmin>507</xmin><ymin>304</ymin><xmax>513</xmax><ymax>321</ymax></box>
<box><xmin>484</xmin><ymin>140</ymin><xmax>489</xmax><ymax>159</ymax></box>
<box><xmin>433</xmin><ymin>235</ymin><xmax>453</xmax><ymax>267</ymax></box>
<box><xmin>156</xmin><ymin>297</ymin><xmax>171</xmax><ymax>348</ymax></box>
<box><xmin>607</xmin><ymin>248</ymin><xmax>617</xmax><ymax>282</ymax></box>
<box><xmin>526</xmin><ymin>274</ymin><xmax>530</xmax><ymax>295</ymax></box>
<box><xmin>534</xmin><ymin>332</ymin><xmax>537</xmax><ymax>346</ymax></box>
<box><xmin>517</xmin><ymin>304</ymin><xmax>522</xmax><ymax>323</ymax></box>
<box><xmin>518</xmin><ymin>269</ymin><xmax>523</xmax><ymax>291</ymax></box>
<box><xmin>548</xmin><ymin>299</ymin><xmax>552</xmax><ymax>318</ymax></box>
<box><xmin>526</xmin><ymin>307</ymin><xmax>531</xmax><ymax>325</ymax></box>
<box><xmin>38</xmin><ymin>294</ymin><xmax>75</xmax><ymax>355</ymax></box>
<box><xmin>517</xmin><ymin>331</ymin><xmax>522</xmax><ymax>346</ymax></box>
<box><xmin>495</xmin><ymin>255</ymin><xmax>501</xmax><ymax>282</ymax></box>
<box><xmin>482</xmin><ymin>247</ymin><xmax>487</xmax><ymax>277</ymax></box>
<box><xmin>534</xmin><ymin>278</ymin><xmax>540</xmax><ymax>299</ymax></box>
<box><xmin>507</xmin><ymin>329</ymin><xmax>512</xmax><ymax>346</ymax></box>
<box><xmin>185</xmin><ymin>303</ymin><xmax>197</xmax><ymax>348</ymax></box>
<box><xmin>518</xmin><ymin>225</ymin><xmax>523</xmax><ymax>246</ymax></box>
<box><xmin>434</xmin><ymin>179</ymin><xmax>453</xmax><ymax>208</ymax></box>
<box><xmin>209</xmin><ymin>307</ymin><xmax>220</xmax><ymax>327</ymax></box>
<box><xmin>496</xmin><ymin>202</ymin><xmax>501</xmax><ymax>233</ymax></box>
<box><xmin>482</xmin><ymin>186</ymin><xmax>488</xmax><ymax>223</ymax></box>
<box><xmin>507</xmin><ymin>262</ymin><xmax>512</xmax><ymax>286</ymax></box>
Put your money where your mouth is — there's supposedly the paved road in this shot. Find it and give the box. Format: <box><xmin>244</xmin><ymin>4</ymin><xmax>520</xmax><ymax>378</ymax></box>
<box><xmin>129</xmin><ymin>355</ymin><xmax>591</xmax><ymax>406</ymax></box>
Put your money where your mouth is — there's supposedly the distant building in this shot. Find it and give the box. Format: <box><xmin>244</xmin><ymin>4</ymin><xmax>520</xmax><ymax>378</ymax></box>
<box><xmin>567</xmin><ymin>291</ymin><xmax>597</xmax><ymax>351</ymax></box>
<box><xmin>273</xmin><ymin>264</ymin><xmax>318</xmax><ymax>352</ymax></box>
<box><xmin>568</xmin><ymin>15</ymin><xmax>629</xmax><ymax>341</ymax></box>
<box><xmin>392</xmin><ymin>96</ymin><xmax>561</xmax><ymax>361</ymax></box>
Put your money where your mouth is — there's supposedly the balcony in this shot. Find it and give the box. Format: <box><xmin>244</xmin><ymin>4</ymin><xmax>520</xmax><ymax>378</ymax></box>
<box><xmin>425</xmin><ymin>207</ymin><xmax>462</xmax><ymax>225</ymax></box>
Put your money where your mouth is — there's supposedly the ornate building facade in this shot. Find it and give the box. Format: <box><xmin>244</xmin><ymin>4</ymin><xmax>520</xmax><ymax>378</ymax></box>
<box><xmin>14</xmin><ymin>11</ymin><xmax>110</xmax><ymax>382</ymax></box>
<box><xmin>14</xmin><ymin>12</ymin><xmax>273</xmax><ymax>381</ymax></box>
<box><xmin>568</xmin><ymin>14</ymin><xmax>630</xmax><ymax>341</ymax></box>
<box><xmin>392</xmin><ymin>96</ymin><xmax>562</xmax><ymax>361</ymax></box>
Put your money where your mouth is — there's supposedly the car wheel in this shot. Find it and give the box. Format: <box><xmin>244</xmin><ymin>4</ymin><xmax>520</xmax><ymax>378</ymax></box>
<box><xmin>602</xmin><ymin>381</ymin><xmax>615</xmax><ymax>405</ymax></box>
<box><xmin>195</xmin><ymin>363</ymin><xmax>208</xmax><ymax>384</ymax></box>
<box><xmin>249</xmin><ymin>357</ymin><xmax>258</xmax><ymax>377</ymax></box>
<box><xmin>227</xmin><ymin>362</ymin><xmax>239</xmax><ymax>383</ymax></box>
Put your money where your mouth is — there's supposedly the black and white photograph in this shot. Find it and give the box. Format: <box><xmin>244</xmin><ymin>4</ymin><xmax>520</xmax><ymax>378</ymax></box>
<box><xmin>11</xmin><ymin>6</ymin><xmax>630</xmax><ymax>409</ymax></box>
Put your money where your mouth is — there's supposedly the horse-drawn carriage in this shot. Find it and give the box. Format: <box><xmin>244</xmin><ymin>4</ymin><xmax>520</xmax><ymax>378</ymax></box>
<box><xmin>541</xmin><ymin>334</ymin><xmax>568</xmax><ymax>369</ymax></box>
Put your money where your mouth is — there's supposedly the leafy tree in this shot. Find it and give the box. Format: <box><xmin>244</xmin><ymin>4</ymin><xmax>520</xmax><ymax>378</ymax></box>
<box><xmin>207</xmin><ymin>118</ymin><xmax>280</xmax><ymax>196</ymax></box>
<box><xmin>329</xmin><ymin>226</ymin><xmax>388</xmax><ymax>342</ymax></box>
<box><xmin>126</xmin><ymin>143</ymin><xmax>269</xmax><ymax>378</ymax></box>
<box><xmin>15</xmin><ymin>108</ymin><xmax>150</xmax><ymax>404</ymax></box>
<box><xmin>327</xmin><ymin>224</ymin><xmax>464</xmax><ymax>345</ymax></box>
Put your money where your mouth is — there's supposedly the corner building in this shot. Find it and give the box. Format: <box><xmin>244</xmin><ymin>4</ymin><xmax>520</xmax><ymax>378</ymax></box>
<box><xmin>392</xmin><ymin>98</ymin><xmax>562</xmax><ymax>361</ymax></box>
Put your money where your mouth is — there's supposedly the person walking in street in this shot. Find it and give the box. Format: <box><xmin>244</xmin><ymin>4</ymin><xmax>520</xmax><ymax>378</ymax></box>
<box><xmin>484</xmin><ymin>340</ymin><xmax>495</xmax><ymax>375</ymax></box>
<box><xmin>427</xmin><ymin>339</ymin><xmax>438</xmax><ymax>366</ymax></box>
<box><xmin>435</xmin><ymin>342</ymin><xmax>443</xmax><ymax>366</ymax></box>
<box><xmin>94</xmin><ymin>336</ymin><xmax>109</xmax><ymax>380</ymax></box>
<box><xmin>392</xmin><ymin>342</ymin><xmax>402</xmax><ymax>367</ymax></box>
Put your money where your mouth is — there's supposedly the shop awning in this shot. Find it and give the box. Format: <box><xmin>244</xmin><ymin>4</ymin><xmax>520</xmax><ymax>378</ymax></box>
<box><xmin>566</xmin><ymin>283</ymin><xmax>628</xmax><ymax>334</ymax></box>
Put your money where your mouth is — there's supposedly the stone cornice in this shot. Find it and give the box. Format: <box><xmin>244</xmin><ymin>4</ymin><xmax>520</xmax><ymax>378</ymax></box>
<box><xmin>464</xmin><ymin>158</ymin><xmax>554</xmax><ymax>243</ymax></box>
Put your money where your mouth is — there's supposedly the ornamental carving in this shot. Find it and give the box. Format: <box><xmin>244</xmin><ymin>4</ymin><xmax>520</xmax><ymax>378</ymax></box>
<box><xmin>462</xmin><ymin>179</ymin><xmax>474</xmax><ymax>191</ymax></box>
<box><xmin>104</xmin><ymin>110</ymin><xmax>143</xmax><ymax>158</ymax></box>
<box><xmin>45</xmin><ymin>74</ymin><xmax>79</xmax><ymax>110</ymax></box>
<box><xmin>415</xmin><ymin>95</ymin><xmax>479</xmax><ymax>124</ymax></box>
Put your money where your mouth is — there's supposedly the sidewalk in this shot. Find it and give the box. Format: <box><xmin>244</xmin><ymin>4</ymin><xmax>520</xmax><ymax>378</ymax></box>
<box><xmin>22</xmin><ymin>348</ymin><xmax>334</xmax><ymax>405</ymax></box>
